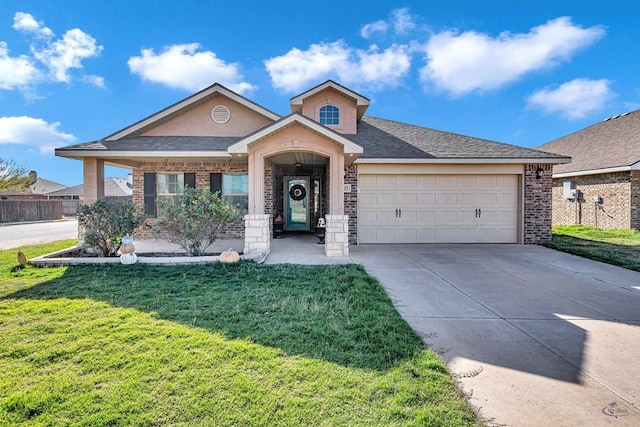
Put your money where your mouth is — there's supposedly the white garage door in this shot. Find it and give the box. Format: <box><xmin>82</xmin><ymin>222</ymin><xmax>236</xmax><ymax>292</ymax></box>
<box><xmin>358</xmin><ymin>174</ymin><xmax>519</xmax><ymax>244</ymax></box>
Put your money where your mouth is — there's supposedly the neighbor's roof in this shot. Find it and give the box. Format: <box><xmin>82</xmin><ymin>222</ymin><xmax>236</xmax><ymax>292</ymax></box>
<box><xmin>46</xmin><ymin>177</ymin><xmax>132</xmax><ymax>197</ymax></box>
<box><xmin>354</xmin><ymin>117</ymin><xmax>568</xmax><ymax>162</ymax></box>
<box><xmin>537</xmin><ymin>110</ymin><xmax>640</xmax><ymax>176</ymax></box>
<box><xmin>30</xmin><ymin>177</ymin><xmax>66</xmax><ymax>194</ymax></box>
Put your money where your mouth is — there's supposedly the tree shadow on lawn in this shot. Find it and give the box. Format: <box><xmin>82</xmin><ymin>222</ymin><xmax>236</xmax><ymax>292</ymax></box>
<box><xmin>4</xmin><ymin>262</ymin><xmax>427</xmax><ymax>372</ymax></box>
<box><xmin>547</xmin><ymin>234</ymin><xmax>640</xmax><ymax>272</ymax></box>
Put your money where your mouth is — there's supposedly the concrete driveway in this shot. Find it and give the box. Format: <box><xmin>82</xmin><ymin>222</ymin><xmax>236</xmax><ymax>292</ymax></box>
<box><xmin>350</xmin><ymin>244</ymin><xmax>640</xmax><ymax>427</ymax></box>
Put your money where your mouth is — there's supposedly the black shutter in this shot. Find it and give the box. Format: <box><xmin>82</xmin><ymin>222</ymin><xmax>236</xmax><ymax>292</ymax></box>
<box><xmin>210</xmin><ymin>173</ymin><xmax>222</xmax><ymax>193</ymax></box>
<box><xmin>184</xmin><ymin>173</ymin><xmax>196</xmax><ymax>188</ymax></box>
<box><xmin>143</xmin><ymin>172</ymin><xmax>156</xmax><ymax>217</ymax></box>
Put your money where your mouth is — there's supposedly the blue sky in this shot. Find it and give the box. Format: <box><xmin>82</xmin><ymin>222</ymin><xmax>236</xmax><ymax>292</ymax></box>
<box><xmin>1</xmin><ymin>0</ymin><xmax>638</xmax><ymax>186</ymax></box>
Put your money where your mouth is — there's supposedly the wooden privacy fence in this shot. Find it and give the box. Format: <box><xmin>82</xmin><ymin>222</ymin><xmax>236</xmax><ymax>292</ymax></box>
<box><xmin>0</xmin><ymin>200</ymin><xmax>64</xmax><ymax>222</ymax></box>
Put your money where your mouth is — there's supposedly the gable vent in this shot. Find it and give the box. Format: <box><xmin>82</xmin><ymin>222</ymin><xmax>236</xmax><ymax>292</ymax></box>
<box><xmin>211</xmin><ymin>105</ymin><xmax>231</xmax><ymax>124</ymax></box>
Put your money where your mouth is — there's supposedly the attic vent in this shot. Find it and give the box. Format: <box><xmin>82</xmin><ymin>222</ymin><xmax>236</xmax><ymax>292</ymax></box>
<box><xmin>211</xmin><ymin>105</ymin><xmax>230</xmax><ymax>124</ymax></box>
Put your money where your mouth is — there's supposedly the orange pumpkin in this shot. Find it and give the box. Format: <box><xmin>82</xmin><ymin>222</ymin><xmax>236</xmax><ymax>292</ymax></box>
<box><xmin>220</xmin><ymin>248</ymin><xmax>240</xmax><ymax>263</ymax></box>
<box><xmin>120</xmin><ymin>243</ymin><xmax>136</xmax><ymax>254</ymax></box>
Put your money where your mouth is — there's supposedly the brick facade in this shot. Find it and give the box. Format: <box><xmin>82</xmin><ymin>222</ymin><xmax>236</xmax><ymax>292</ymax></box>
<box><xmin>551</xmin><ymin>171</ymin><xmax>639</xmax><ymax>229</ymax></box>
<box><xmin>524</xmin><ymin>164</ymin><xmax>553</xmax><ymax>244</ymax></box>
<box><xmin>131</xmin><ymin>160</ymin><xmax>248</xmax><ymax>239</ymax></box>
<box><xmin>344</xmin><ymin>164</ymin><xmax>358</xmax><ymax>244</ymax></box>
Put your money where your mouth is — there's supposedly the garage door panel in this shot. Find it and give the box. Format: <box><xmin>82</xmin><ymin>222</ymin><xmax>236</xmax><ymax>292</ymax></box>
<box><xmin>358</xmin><ymin>174</ymin><xmax>518</xmax><ymax>244</ymax></box>
<box><xmin>398</xmin><ymin>192</ymin><xmax>418</xmax><ymax>206</ymax></box>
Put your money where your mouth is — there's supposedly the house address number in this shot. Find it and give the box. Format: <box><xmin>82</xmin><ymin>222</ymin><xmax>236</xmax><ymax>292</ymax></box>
<box><xmin>343</xmin><ymin>184</ymin><xmax>352</xmax><ymax>193</ymax></box>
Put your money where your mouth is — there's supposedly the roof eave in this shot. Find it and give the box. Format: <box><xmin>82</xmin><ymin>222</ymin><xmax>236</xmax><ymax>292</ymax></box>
<box><xmin>355</xmin><ymin>157</ymin><xmax>571</xmax><ymax>164</ymax></box>
<box><xmin>55</xmin><ymin>149</ymin><xmax>232</xmax><ymax>159</ymax></box>
<box><xmin>553</xmin><ymin>162</ymin><xmax>640</xmax><ymax>178</ymax></box>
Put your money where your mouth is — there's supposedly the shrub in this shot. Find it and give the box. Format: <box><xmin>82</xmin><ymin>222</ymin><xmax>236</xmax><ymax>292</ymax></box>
<box><xmin>77</xmin><ymin>199</ymin><xmax>147</xmax><ymax>257</ymax></box>
<box><xmin>155</xmin><ymin>188</ymin><xmax>241</xmax><ymax>256</ymax></box>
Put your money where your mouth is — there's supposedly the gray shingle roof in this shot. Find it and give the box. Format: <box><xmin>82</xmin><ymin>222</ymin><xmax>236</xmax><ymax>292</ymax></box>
<box><xmin>537</xmin><ymin>110</ymin><xmax>640</xmax><ymax>174</ymax></box>
<box><xmin>60</xmin><ymin>136</ymin><xmax>241</xmax><ymax>152</ymax></box>
<box><xmin>58</xmin><ymin>116</ymin><xmax>567</xmax><ymax>162</ymax></box>
<box><xmin>359</xmin><ymin>116</ymin><xmax>566</xmax><ymax>159</ymax></box>
<box><xmin>347</xmin><ymin>119</ymin><xmax>433</xmax><ymax>158</ymax></box>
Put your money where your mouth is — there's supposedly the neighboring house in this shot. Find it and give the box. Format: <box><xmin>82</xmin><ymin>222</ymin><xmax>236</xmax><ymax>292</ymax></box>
<box><xmin>0</xmin><ymin>171</ymin><xmax>66</xmax><ymax>200</ymax></box>
<box><xmin>538</xmin><ymin>110</ymin><xmax>640</xmax><ymax>230</ymax></box>
<box><xmin>46</xmin><ymin>177</ymin><xmax>133</xmax><ymax>200</ymax></box>
<box><xmin>56</xmin><ymin>80</ymin><xmax>568</xmax><ymax>257</ymax></box>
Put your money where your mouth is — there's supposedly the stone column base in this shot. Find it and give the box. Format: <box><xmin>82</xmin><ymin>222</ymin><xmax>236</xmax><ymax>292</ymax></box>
<box><xmin>325</xmin><ymin>214</ymin><xmax>349</xmax><ymax>257</ymax></box>
<box><xmin>244</xmin><ymin>214</ymin><xmax>271</xmax><ymax>256</ymax></box>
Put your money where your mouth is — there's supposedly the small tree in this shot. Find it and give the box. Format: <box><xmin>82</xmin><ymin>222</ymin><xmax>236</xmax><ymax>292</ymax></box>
<box><xmin>77</xmin><ymin>199</ymin><xmax>147</xmax><ymax>257</ymax></box>
<box><xmin>155</xmin><ymin>187</ymin><xmax>241</xmax><ymax>256</ymax></box>
<box><xmin>0</xmin><ymin>158</ymin><xmax>35</xmax><ymax>191</ymax></box>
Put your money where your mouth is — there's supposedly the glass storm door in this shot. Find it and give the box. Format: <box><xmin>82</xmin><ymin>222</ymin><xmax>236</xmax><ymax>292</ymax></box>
<box><xmin>285</xmin><ymin>177</ymin><xmax>310</xmax><ymax>231</ymax></box>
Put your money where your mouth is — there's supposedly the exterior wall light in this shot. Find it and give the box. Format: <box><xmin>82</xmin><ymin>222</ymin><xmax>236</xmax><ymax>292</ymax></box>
<box><xmin>536</xmin><ymin>167</ymin><xmax>544</xmax><ymax>179</ymax></box>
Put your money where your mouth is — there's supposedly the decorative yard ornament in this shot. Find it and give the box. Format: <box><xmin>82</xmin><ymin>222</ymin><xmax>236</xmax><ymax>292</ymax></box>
<box><xmin>17</xmin><ymin>249</ymin><xmax>27</xmax><ymax>266</ymax></box>
<box><xmin>220</xmin><ymin>248</ymin><xmax>240</xmax><ymax>263</ymax></box>
<box><xmin>120</xmin><ymin>252</ymin><xmax>138</xmax><ymax>265</ymax></box>
<box><xmin>119</xmin><ymin>235</ymin><xmax>138</xmax><ymax>264</ymax></box>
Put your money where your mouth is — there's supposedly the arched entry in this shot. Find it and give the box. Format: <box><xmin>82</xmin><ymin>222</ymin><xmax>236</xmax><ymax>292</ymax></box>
<box><xmin>267</xmin><ymin>152</ymin><xmax>328</xmax><ymax>233</ymax></box>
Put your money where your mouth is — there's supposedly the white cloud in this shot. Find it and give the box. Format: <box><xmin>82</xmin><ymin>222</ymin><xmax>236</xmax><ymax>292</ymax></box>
<box><xmin>33</xmin><ymin>28</ymin><xmax>103</xmax><ymax>83</ymax></box>
<box><xmin>361</xmin><ymin>8</ymin><xmax>417</xmax><ymax>39</ymax></box>
<box><xmin>361</xmin><ymin>20</ymin><xmax>388</xmax><ymax>39</ymax></box>
<box><xmin>526</xmin><ymin>78</ymin><xmax>613</xmax><ymax>119</ymax></box>
<box><xmin>265</xmin><ymin>41</ymin><xmax>410</xmax><ymax>92</ymax></box>
<box><xmin>128</xmin><ymin>43</ymin><xmax>255</xmax><ymax>94</ymax></box>
<box><xmin>2</xmin><ymin>12</ymin><xmax>103</xmax><ymax>93</ymax></box>
<box><xmin>80</xmin><ymin>74</ymin><xmax>105</xmax><ymax>88</ymax></box>
<box><xmin>0</xmin><ymin>41</ymin><xmax>39</xmax><ymax>90</ymax></box>
<box><xmin>0</xmin><ymin>116</ymin><xmax>76</xmax><ymax>153</ymax></box>
<box><xmin>392</xmin><ymin>8</ymin><xmax>417</xmax><ymax>34</ymax></box>
<box><xmin>12</xmin><ymin>12</ymin><xmax>54</xmax><ymax>38</ymax></box>
<box><xmin>419</xmin><ymin>17</ymin><xmax>605</xmax><ymax>96</ymax></box>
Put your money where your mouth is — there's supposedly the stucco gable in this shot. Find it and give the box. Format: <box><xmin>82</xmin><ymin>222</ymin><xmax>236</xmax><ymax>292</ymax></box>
<box><xmin>228</xmin><ymin>113</ymin><xmax>363</xmax><ymax>156</ymax></box>
<box><xmin>290</xmin><ymin>80</ymin><xmax>370</xmax><ymax>121</ymax></box>
<box><xmin>105</xmin><ymin>83</ymin><xmax>280</xmax><ymax>141</ymax></box>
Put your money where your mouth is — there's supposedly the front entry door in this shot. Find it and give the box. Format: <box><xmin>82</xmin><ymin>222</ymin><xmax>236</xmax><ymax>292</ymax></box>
<box><xmin>285</xmin><ymin>177</ymin><xmax>310</xmax><ymax>231</ymax></box>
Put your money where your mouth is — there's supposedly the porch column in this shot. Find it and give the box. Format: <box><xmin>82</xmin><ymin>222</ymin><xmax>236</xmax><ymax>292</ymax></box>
<box><xmin>329</xmin><ymin>153</ymin><xmax>345</xmax><ymax>214</ymax></box>
<box><xmin>325</xmin><ymin>214</ymin><xmax>349</xmax><ymax>257</ymax></box>
<box><xmin>83</xmin><ymin>158</ymin><xmax>104</xmax><ymax>204</ymax></box>
<box><xmin>248</xmin><ymin>149</ymin><xmax>265</xmax><ymax>215</ymax></box>
<box><xmin>243</xmin><ymin>214</ymin><xmax>271</xmax><ymax>256</ymax></box>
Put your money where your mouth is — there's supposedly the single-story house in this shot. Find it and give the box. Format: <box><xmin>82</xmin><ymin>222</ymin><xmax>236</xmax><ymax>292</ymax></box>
<box><xmin>537</xmin><ymin>110</ymin><xmax>640</xmax><ymax>230</ymax></box>
<box><xmin>56</xmin><ymin>80</ymin><xmax>569</xmax><ymax>256</ymax></box>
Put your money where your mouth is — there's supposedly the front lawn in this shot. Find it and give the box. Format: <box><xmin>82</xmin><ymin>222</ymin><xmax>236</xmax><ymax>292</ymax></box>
<box><xmin>0</xmin><ymin>242</ymin><xmax>479</xmax><ymax>426</ymax></box>
<box><xmin>547</xmin><ymin>225</ymin><xmax>640</xmax><ymax>271</ymax></box>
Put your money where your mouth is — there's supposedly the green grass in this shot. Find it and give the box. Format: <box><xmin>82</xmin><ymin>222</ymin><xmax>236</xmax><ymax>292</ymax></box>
<box><xmin>0</xmin><ymin>241</ymin><xmax>479</xmax><ymax>426</ymax></box>
<box><xmin>547</xmin><ymin>225</ymin><xmax>640</xmax><ymax>271</ymax></box>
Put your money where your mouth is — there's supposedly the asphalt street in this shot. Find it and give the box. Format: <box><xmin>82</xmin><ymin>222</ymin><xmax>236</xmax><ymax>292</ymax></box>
<box><xmin>0</xmin><ymin>219</ymin><xmax>78</xmax><ymax>249</ymax></box>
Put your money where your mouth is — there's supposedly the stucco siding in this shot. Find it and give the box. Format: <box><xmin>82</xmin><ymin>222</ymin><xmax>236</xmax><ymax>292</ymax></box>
<box><xmin>142</xmin><ymin>96</ymin><xmax>273</xmax><ymax>137</ymax></box>
<box><xmin>300</xmin><ymin>88</ymin><xmax>358</xmax><ymax>134</ymax></box>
